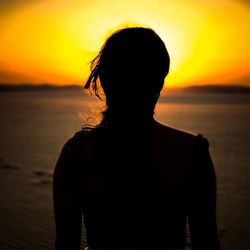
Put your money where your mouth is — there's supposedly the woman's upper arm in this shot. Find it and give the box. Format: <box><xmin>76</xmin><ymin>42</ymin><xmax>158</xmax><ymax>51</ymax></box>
<box><xmin>53</xmin><ymin>137</ymin><xmax>82</xmax><ymax>250</ymax></box>
<box><xmin>188</xmin><ymin>135</ymin><xmax>220</xmax><ymax>250</ymax></box>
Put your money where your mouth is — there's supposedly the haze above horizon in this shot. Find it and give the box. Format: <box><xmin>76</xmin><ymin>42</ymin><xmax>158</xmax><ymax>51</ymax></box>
<box><xmin>0</xmin><ymin>0</ymin><xmax>249</xmax><ymax>88</ymax></box>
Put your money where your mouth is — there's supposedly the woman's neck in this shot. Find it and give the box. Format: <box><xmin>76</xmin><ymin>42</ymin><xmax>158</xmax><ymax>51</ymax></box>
<box><xmin>99</xmin><ymin>113</ymin><xmax>156</xmax><ymax>129</ymax></box>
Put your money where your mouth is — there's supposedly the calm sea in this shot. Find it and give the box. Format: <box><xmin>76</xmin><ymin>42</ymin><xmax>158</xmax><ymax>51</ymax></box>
<box><xmin>0</xmin><ymin>91</ymin><xmax>249</xmax><ymax>250</ymax></box>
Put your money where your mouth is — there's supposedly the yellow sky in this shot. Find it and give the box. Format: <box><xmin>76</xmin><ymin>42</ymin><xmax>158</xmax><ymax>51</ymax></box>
<box><xmin>0</xmin><ymin>0</ymin><xmax>249</xmax><ymax>88</ymax></box>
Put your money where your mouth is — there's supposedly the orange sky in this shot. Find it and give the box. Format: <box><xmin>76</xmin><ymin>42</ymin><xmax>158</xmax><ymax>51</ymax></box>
<box><xmin>0</xmin><ymin>0</ymin><xmax>249</xmax><ymax>88</ymax></box>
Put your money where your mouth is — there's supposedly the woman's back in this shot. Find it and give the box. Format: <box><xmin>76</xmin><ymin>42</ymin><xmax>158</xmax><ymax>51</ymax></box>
<box><xmin>58</xmin><ymin>120</ymin><xmax>219</xmax><ymax>249</ymax></box>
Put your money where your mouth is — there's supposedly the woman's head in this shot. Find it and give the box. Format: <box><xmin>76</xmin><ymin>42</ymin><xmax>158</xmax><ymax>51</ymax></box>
<box><xmin>85</xmin><ymin>27</ymin><xmax>170</xmax><ymax>123</ymax></box>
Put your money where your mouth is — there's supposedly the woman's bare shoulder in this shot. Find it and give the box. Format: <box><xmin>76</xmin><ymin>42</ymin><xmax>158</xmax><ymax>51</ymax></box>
<box><xmin>55</xmin><ymin>130</ymin><xmax>87</xmax><ymax>165</ymax></box>
<box><xmin>61</xmin><ymin>129</ymin><xmax>92</xmax><ymax>151</ymax></box>
<box><xmin>153</xmin><ymin>120</ymin><xmax>197</xmax><ymax>145</ymax></box>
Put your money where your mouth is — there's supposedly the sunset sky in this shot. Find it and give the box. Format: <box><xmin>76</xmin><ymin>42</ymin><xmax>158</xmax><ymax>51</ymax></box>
<box><xmin>0</xmin><ymin>0</ymin><xmax>249</xmax><ymax>88</ymax></box>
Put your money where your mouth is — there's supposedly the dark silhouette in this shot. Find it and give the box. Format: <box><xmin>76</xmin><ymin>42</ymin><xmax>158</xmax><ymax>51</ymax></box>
<box><xmin>53</xmin><ymin>27</ymin><xmax>220</xmax><ymax>250</ymax></box>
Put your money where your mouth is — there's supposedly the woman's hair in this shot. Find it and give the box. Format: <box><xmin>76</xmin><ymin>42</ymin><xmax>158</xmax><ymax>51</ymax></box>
<box><xmin>84</xmin><ymin>27</ymin><xmax>170</xmax><ymax>125</ymax></box>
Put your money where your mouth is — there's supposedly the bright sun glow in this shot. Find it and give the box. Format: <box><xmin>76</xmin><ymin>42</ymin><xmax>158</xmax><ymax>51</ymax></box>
<box><xmin>0</xmin><ymin>0</ymin><xmax>249</xmax><ymax>88</ymax></box>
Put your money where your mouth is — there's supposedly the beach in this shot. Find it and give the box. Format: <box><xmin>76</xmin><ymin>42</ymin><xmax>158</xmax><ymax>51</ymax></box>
<box><xmin>0</xmin><ymin>90</ymin><xmax>250</xmax><ymax>249</ymax></box>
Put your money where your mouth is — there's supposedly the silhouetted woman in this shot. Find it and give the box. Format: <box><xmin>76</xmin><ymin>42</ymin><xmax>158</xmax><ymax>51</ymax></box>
<box><xmin>53</xmin><ymin>27</ymin><xmax>221</xmax><ymax>250</ymax></box>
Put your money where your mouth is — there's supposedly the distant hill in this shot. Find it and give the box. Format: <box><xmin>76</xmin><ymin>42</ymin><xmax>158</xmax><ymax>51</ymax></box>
<box><xmin>180</xmin><ymin>85</ymin><xmax>250</xmax><ymax>94</ymax></box>
<box><xmin>0</xmin><ymin>84</ymin><xmax>82</xmax><ymax>92</ymax></box>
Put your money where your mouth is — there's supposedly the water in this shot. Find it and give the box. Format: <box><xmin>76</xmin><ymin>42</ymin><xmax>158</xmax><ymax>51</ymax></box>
<box><xmin>0</xmin><ymin>91</ymin><xmax>249</xmax><ymax>249</ymax></box>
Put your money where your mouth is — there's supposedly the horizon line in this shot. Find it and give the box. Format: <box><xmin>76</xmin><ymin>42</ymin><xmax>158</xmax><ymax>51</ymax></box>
<box><xmin>0</xmin><ymin>83</ymin><xmax>249</xmax><ymax>94</ymax></box>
